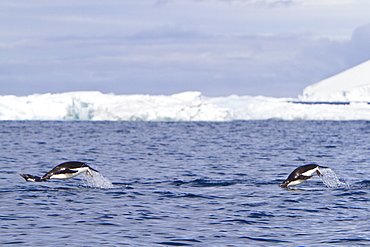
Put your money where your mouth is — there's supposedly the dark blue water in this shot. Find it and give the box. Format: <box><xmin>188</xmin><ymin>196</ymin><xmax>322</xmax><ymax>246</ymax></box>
<box><xmin>1</xmin><ymin>121</ymin><xmax>370</xmax><ymax>246</ymax></box>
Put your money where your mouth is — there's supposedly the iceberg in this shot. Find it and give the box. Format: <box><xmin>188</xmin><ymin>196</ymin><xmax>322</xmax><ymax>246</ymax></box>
<box><xmin>1</xmin><ymin>59</ymin><xmax>370</xmax><ymax>121</ymax></box>
<box><xmin>0</xmin><ymin>90</ymin><xmax>370</xmax><ymax>121</ymax></box>
<box><xmin>0</xmin><ymin>91</ymin><xmax>232</xmax><ymax>121</ymax></box>
<box><xmin>301</xmin><ymin>59</ymin><xmax>370</xmax><ymax>102</ymax></box>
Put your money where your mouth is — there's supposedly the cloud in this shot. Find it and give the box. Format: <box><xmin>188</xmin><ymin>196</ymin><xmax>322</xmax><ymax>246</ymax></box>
<box><xmin>1</xmin><ymin>1</ymin><xmax>370</xmax><ymax>97</ymax></box>
<box><xmin>5</xmin><ymin>32</ymin><xmax>316</xmax><ymax>95</ymax></box>
<box><xmin>297</xmin><ymin>22</ymin><xmax>370</xmax><ymax>81</ymax></box>
<box><xmin>157</xmin><ymin>0</ymin><xmax>296</xmax><ymax>7</ymax></box>
<box><xmin>349</xmin><ymin>23</ymin><xmax>370</xmax><ymax>61</ymax></box>
<box><xmin>2</xmin><ymin>23</ymin><xmax>370</xmax><ymax>97</ymax></box>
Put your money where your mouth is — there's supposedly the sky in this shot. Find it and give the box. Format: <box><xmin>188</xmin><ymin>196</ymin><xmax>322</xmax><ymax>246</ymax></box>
<box><xmin>1</xmin><ymin>0</ymin><xmax>370</xmax><ymax>98</ymax></box>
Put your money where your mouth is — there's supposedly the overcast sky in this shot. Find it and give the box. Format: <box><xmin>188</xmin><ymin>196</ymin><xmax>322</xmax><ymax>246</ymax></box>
<box><xmin>1</xmin><ymin>0</ymin><xmax>370</xmax><ymax>97</ymax></box>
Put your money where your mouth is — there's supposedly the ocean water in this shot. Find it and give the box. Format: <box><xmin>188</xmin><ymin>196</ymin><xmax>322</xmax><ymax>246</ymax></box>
<box><xmin>1</xmin><ymin>120</ymin><xmax>370</xmax><ymax>246</ymax></box>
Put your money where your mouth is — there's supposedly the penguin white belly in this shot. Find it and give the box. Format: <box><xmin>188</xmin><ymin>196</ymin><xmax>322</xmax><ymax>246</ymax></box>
<box><xmin>301</xmin><ymin>167</ymin><xmax>318</xmax><ymax>177</ymax></box>
<box><xmin>286</xmin><ymin>179</ymin><xmax>305</xmax><ymax>186</ymax></box>
<box><xmin>49</xmin><ymin>167</ymin><xmax>89</xmax><ymax>180</ymax></box>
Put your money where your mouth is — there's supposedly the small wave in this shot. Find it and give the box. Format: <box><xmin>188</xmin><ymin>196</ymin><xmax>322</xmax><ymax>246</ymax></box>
<box><xmin>248</xmin><ymin>212</ymin><xmax>275</xmax><ymax>218</ymax></box>
<box><xmin>174</xmin><ymin>193</ymin><xmax>218</xmax><ymax>199</ymax></box>
<box><xmin>221</xmin><ymin>219</ymin><xmax>263</xmax><ymax>225</ymax></box>
<box><xmin>156</xmin><ymin>239</ymin><xmax>202</xmax><ymax>246</ymax></box>
<box><xmin>239</xmin><ymin>202</ymin><xmax>269</xmax><ymax>207</ymax></box>
<box><xmin>240</xmin><ymin>236</ymin><xmax>290</xmax><ymax>243</ymax></box>
<box><xmin>172</xmin><ymin>179</ymin><xmax>245</xmax><ymax>187</ymax></box>
<box><xmin>353</xmin><ymin>180</ymin><xmax>370</xmax><ymax>188</ymax></box>
<box><xmin>171</xmin><ymin>239</ymin><xmax>201</xmax><ymax>243</ymax></box>
<box><xmin>2</xmin><ymin>241</ymin><xmax>26</xmax><ymax>245</ymax></box>
<box><xmin>334</xmin><ymin>191</ymin><xmax>368</xmax><ymax>197</ymax></box>
<box><xmin>325</xmin><ymin>238</ymin><xmax>370</xmax><ymax>244</ymax></box>
<box><xmin>156</xmin><ymin>241</ymin><xmax>193</xmax><ymax>246</ymax></box>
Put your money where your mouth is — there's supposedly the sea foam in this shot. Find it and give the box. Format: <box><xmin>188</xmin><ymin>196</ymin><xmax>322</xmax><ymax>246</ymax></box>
<box><xmin>84</xmin><ymin>172</ymin><xmax>114</xmax><ymax>189</ymax></box>
<box><xmin>319</xmin><ymin>167</ymin><xmax>349</xmax><ymax>188</ymax></box>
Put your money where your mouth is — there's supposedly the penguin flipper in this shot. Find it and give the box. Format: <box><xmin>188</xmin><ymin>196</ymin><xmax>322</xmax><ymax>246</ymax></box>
<box><xmin>54</xmin><ymin>168</ymin><xmax>78</xmax><ymax>174</ymax></box>
<box><xmin>297</xmin><ymin>175</ymin><xmax>313</xmax><ymax>180</ymax></box>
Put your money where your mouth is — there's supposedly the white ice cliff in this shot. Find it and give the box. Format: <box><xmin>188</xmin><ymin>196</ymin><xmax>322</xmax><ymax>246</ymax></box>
<box><xmin>0</xmin><ymin>90</ymin><xmax>369</xmax><ymax>121</ymax></box>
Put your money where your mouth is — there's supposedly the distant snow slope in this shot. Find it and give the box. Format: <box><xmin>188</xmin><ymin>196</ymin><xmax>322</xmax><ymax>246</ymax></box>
<box><xmin>1</xmin><ymin>91</ymin><xmax>370</xmax><ymax>121</ymax></box>
<box><xmin>301</xmin><ymin>60</ymin><xmax>370</xmax><ymax>102</ymax></box>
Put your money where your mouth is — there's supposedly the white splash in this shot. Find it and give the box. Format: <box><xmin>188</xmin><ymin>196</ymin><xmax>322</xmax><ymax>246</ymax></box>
<box><xmin>319</xmin><ymin>167</ymin><xmax>348</xmax><ymax>188</ymax></box>
<box><xmin>83</xmin><ymin>172</ymin><xmax>114</xmax><ymax>189</ymax></box>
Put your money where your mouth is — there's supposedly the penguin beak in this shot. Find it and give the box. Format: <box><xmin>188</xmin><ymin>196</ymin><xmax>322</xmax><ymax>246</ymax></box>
<box><xmin>279</xmin><ymin>180</ymin><xmax>288</xmax><ymax>188</ymax></box>
<box><xmin>20</xmin><ymin>174</ymin><xmax>31</xmax><ymax>181</ymax></box>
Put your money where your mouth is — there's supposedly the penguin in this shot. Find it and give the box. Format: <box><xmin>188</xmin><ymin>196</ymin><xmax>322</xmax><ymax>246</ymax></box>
<box><xmin>19</xmin><ymin>174</ymin><xmax>44</xmax><ymax>182</ymax></box>
<box><xmin>20</xmin><ymin>161</ymin><xmax>98</xmax><ymax>182</ymax></box>
<box><xmin>279</xmin><ymin>164</ymin><xmax>328</xmax><ymax>188</ymax></box>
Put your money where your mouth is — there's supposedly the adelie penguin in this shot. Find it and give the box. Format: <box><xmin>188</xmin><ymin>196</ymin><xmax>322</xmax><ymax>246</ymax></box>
<box><xmin>279</xmin><ymin>164</ymin><xmax>328</xmax><ymax>188</ymax></box>
<box><xmin>20</xmin><ymin>161</ymin><xmax>99</xmax><ymax>182</ymax></box>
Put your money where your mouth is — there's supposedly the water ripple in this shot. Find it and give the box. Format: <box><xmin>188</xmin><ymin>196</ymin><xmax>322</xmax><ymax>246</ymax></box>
<box><xmin>240</xmin><ymin>236</ymin><xmax>291</xmax><ymax>243</ymax></box>
<box><xmin>2</xmin><ymin>121</ymin><xmax>370</xmax><ymax>246</ymax></box>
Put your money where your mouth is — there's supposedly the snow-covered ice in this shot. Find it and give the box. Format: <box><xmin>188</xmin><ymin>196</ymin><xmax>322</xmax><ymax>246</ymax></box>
<box><xmin>301</xmin><ymin>59</ymin><xmax>370</xmax><ymax>102</ymax></box>
<box><xmin>0</xmin><ymin>90</ymin><xmax>369</xmax><ymax>121</ymax></box>
<box><xmin>0</xmin><ymin>91</ymin><xmax>231</xmax><ymax>121</ymax></box>
<box><xmin>1</xmin><ymin>60</ymin><xmax>370</xmax><ymax>121</ymax></box>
